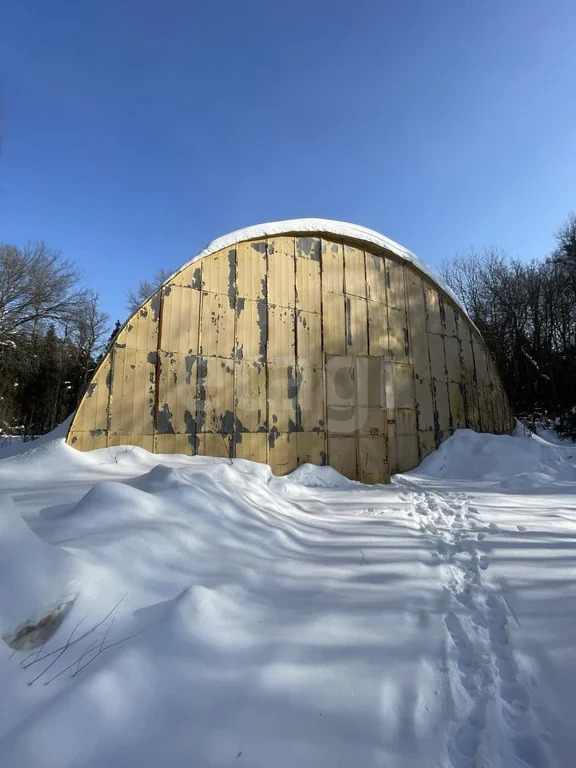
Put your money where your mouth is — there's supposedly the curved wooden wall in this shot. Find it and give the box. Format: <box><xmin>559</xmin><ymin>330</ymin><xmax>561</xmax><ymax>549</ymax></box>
<box><xmin>67</xmin><ymin>233</ymin><xmax>513</xmax><ymax>482</ymax></box>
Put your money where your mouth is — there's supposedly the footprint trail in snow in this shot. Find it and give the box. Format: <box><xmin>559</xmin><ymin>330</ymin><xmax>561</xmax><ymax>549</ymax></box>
<box><xmin>403</xmin><ymin>485</ymin><xmax>549</xmax><ymax>768</ymax></box>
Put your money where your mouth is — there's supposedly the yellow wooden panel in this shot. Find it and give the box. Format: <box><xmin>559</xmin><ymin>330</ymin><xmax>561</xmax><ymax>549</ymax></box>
<box><xmin>358</xmin><ymin>436</ymin><xmax>388</xmax><ymax>484</ymax></box>
<box><xmin>157</xmin><ymin>350</ymin><xmax>198</xmax><ymax>434</ymax></box>
<box><xmin>442</xmin><ymin>300</ymin><xmax>458</xmax><ymax>337</ymax></box>
<box><xmin>321</xmin><ymin>239</ymin><xmax>344</xmax><ymax>295</ymax></box>
<box><xmin>357</xmin><ymin>406</ymin><xmax>385</xmax><ymax>436</ymax></box>
<box><xmin>267</xmin><ymin>237</ymin><xmax>295</xmax><ymax>308</ymax></box>
<box><xmin>298</xmin><ymin>366</ymin><xmax>324</xmax><ymax>432</ymax></box>
<box><xmin>385</xmin><ymin>259</ymin><xmax>406</xmax><ymax>311</ymax></box>
<box><xmin>444</xmin><ymin>336</ymin><xmax>462</xmax><ymax>383</ymax></box>
<box><xmin>202</xmin><ymin>247</ymin><xmax>236</xmax><ymax>299</ymax></box>
<box><xmin>327</xmin><ymin>436</ymin><xmax>357</xmax><ymax>479</ymax></box>
<box><xmin>322</xmin><ymin>292</ymin><xmax>346</xmax><ymax>356</ymax></box>
<box><xmin>268</xmin><ymin>363</ymin><xmax>297</xmax><ymax>432</ymax></box>
<box><xmin>423</xmin><ymin>284</ymin><xmax>442</xmax><ymax>334</ymax></box>
<box><xmin>344</xmin><ymin>244</ymin><xmax>366</xmax><ymax>298</ymax></box>
<box><xmin>200</xmin><ymin>291</ymin><xmax>235</xmax><ymax>359</ymax></box>
<box><xmin>170</xmin><ymin>261</ymin><xmax>203</xmax><ymax>290</ymax></box>
<box><xmin>325</xmin><ymin>355</ymin><xmax>355</xmax><ymax>406</ymax></box>
<box><xmin>382</xmin><ymin>361</ymin><xmax>395</xmax><ymax>410</ymax></box>
<box><xmin>387</xmin><ymin>420</ymin><xmax>398</xmax><ymax>474</ymax></box>
<box><xmin>428</xmin><ymin>334</ymin><xmax>447</xmax><ymax>382</ymax></box>
<box><xmin>296</xmin><ymin>310</ymin><xmax>322</xmax><ymax>367</ymax></box>
<box><xmin>160</xmin><ymin>285</ymin><xmax>201</xmax><ymax>354</ymax></box>
<box><xmin>367</xmin><ymin>301</ymin><xmax>388</xmax><ymax>357</ymax></box>
<box><xmin>406</xmin><ymin>272</ymin><xmax>430</xmax><ymax>376</ymax></box>
<box><xmin>200</xmin><ymin>357</ymin><xmax>234</xmax><ymax>433</ymax></box>
<box><xmin>326</xmin><ymin>405</ymin><xmax>357</xmax><ymax>436</ymax></box>
<box><xmin>120</xmin><ymin>293</ymin><xmax>160</xmax><ymax>351</ymax></box>
<box><xmin>68</xmin><ymin>431</ymin><xmax>108</xmax><ymax>451</ymax></box>
<box><xmin>235</xmin><ymin>359</ymin><xmax>267</xmax><ymax>432</ymax></box>
<box><xmin>268</xmin><ymin>432</ymin><xmax>298</xmax><ymax>476</ymax></box>
<box><xmin>197</xmin><ymin>433</ymin><xmax>231</xmax><ymax>459</ymax></box>
<box><xmin>72</xmin><ymin>355</ymin><xmax>111</xmax><ymax>434</ymax></box>
<box><xmin>433</xmin><ymin>379</ymin><xmax>451</xmax><ymax>443</ymax></box>
<box><xmin>108</xmin><ymin>434</ymin><xmax>154</xmax><ymax>451</ymax></box>
<box><xmin>414</xmin><ymin>376</ymin><xmax>435</xmax><ymax>438</ymax></box>
<box><xmin>234</xmin><ymin>432</ymin><xmax>267</xmax><ymax>463</ymax></box>
<box><xmin>397</xmin><ymin>434</ymin><xmax>419</xmax><ymax>473</ymax></box>
<box><xmin>296</xmin><ymin>236</ymin><xmax>321</xmax><ymax>261</ymax></box>
<box><xmin>345</xmin><ymin>296</ymin><xmax>368</xmax><ymax>355</ymax></box>
<box><xmin>109</xmin><ymin>346</ymin><xmax>156</xmax><ymax>436</ymax></box>
<box><xmin>297</xmin><ymin>432</ymin><xmax>326</xmax><ymax>466</ymax></box>
<box><xmin>387</xmin><ymin>306</ymin><xmax>409</xmax><ymax>363</ymax></box>
<box><xmin>296</xmin><ymin>255</ymin><xmax>321</xmax><ymax>312</ymax></box>
<box><xmin>155</xmin><ymin>434</ymin><xmax>194</xmax><ymax>455</ymax></box>
<box><xmin>449</xmin><ymin>381</ymin><xmax>466</xmax><ymax>430</ymax></box>
<box><xmin>396</xmin><ymin>407</ymin><xmax>416</xmax><ymax>435</ymax></box>
<box><xmin>365</xmin><ymin>252</ymin><xmax>386</xmax><ymax>304</ymax></box>
<box><xmin>236</xmin><ymin>298</ymin><xmax>267</xmax><ymax>362</ymax></box>
<box><xmin>393</xmin><ymin>363</ymin><xmax>414</xmax><ymax>409</ymax></box>
<box><xmin>355</xmin><ymin>356</ymin><xmax>383</xmax><ymax>406</ymax></box>
<box><xmin>418</xmin><ymin>429</ymin><xmax>437</xmax><ymax>460</ymax></box>
<box><xmin>267</xmin><ymin>304</ymin><xmax>296</xmax><ymax>365</ymax></box>
<box><xmin>236</xmin><ymin>240</ymin><xmax>267</xmax><ymax>301</ymax></box>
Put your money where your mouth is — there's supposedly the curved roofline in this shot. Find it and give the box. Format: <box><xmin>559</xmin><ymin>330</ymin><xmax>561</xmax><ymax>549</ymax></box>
<box><xmin>174</xmin><ymin>218</ymin><xmax>471</xmax><ymax>323</ymax></box>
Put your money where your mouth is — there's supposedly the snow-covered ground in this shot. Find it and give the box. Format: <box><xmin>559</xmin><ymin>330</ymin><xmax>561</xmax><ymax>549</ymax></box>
<box><xmin>0</xmin><ymin>426</ymin><xmax>575</xmax><ymax>768</ymax></box>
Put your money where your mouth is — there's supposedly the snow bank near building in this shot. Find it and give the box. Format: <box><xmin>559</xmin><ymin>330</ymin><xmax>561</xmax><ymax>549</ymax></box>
<box><xmin>0</xmin><ymin>428</ymin><xmax>575</xmax><ymax>767</ymax></box>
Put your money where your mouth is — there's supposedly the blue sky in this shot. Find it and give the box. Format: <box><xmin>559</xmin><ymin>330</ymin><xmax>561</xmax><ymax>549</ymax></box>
<box><xmin>1</xmin><ymin>0</ymin><xmax>575</xmax><ymax>322</ymax></box>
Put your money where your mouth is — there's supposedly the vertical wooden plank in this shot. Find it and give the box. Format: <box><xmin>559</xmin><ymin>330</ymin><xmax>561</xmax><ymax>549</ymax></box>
<box><xmin>296</xmin><ymin>310</ymin><xmax>323</xmax><ymax>367</ymax></box>
<box><xmin>365</xmin><ymin>251</ymin><xmax>386</xmax><ymax>304</ymax></box>
<box><xmin>296</xmin><ymin>255</ymin><xmax>321</xmax><ymax>313</ymax></box>
<box><xmin>197</xmin><ymin>433</ymin><xmax>232</xmax><ymax>459</ymax></box>
<box><xmin>268</xmin><ymin>432</ymin><xmax>298</xmax><ymax>476</ymax></box>
<box><xmin>267</xmin><ymin>237</ymin><xmax>295</xmax><ymax>307</ymax></box>
<box><xmin>355</xmin><ymin>356</ymin><xmax>383</xmax><ymax>406</ymax></box>
<box><xmin>267</xmin><ymin>364</ymin><xmax>297</xmax><ymax>433</ymax></box>
<box><xmin>109</xmin><ymin>346</ymin><xmax>156</xmax><ymax>436</ymax></box>
<box><xmin>235</xmin><ymin>432</ymin><xmax>268</xmax><ymax>463</ymax></box>
<box><xmin>235</xmin><ymin>359</ymin><xmax>267</xmax><ymax>432</ymax></box>
<box><xmin>321</xmin><ymin>238</ymin><xmax>344</xmax><ymax>295</ymax></box>
<box><xmin>200</xmin><ymin>357</ymin><xmax>234</xmax><ymax>433</ymax></box>
<box><xmin>236</xmin><ymin>240</ymin><xmax>267</xmax><ymax>301</ymax></box>
<box><xmin>449</xmin><ymin>382</ymin><xmax>466</xmax><ymax>430</ymax></box>
<box><xmin>387</xmin><ymin>306</ymin><xmax>409</xmax><ymax>363</ymax></box>
<box><xmin>71</xmin><ymin>355</ymin><xmax>111</xmax><ymax>436</ymax></box>
<box><xmin>171</xmin><ymin>261</ymin><xmax>203</xmax><ymax>290</ymax></box>
<box><xmin>298</xmin><ymin>366</ymin><xmax>324</xmax><ymax>432</ymax></box>
<box><xmin>156</xmin><ymin>350</ymin><xmax>198</xmax><ymax>435</ymax></box>
<box><xmin>235</xmin><ymin>298</ymin><xmax>267</xmax><ymax>363</ymax></box>
<box><xmin>322</xmin><ymin>292</ymin><xmax>346</xmax><ymax>356</ymax></box>
<box><xmin>358</xmin><ymin>436</ymin><xmax>388</xmax><ymax>484</ymax></box>
<box><xmin>367</xmin><ymin>301</ymin><xmax>388</xmax><ymax>358</ymax></box>
<box><xmin>428</xmin><ymin>334</ymin><xmax>447</xmax><ymax>383</ymax></box>
<box><xmin>423</xmin><ymin>284</ymin><xmax>443</xmax><ymax>334</ymax></box>
<box><xmin>345</xmin><ymin>295</ymin><xmax>368</xmax><ymax>356</ymax></box>
<box><xmin>327</xmin><ymin>436</ymin><xmax>358</xmax><ymax>479</ymax></box>
<box><xmin>202</xmin><ymin>247</ymin><xmax>236</xmax><ymax>300</ymax></box>
<box><xmin>160</xmin><ymin>285</ymin><xmax>201</xmax><ymax>354</ymax></box>
<box><xmin>200</xmin><ymin>291</ymin><xmax>235</xmax><ymax>359</ymax></box>
<box><xmin>121</xmin><ymin>293</ymin><xmax>160</xmax><ymax>351</ymax></box>
<box><xmin>385</xmin><ymin>259</ymin><xmax>406</xmax><ymax>311</ymax></box>
<box><xmin>267</xmin><ymin>305</ymin><xmax>296</xmax><ymax>366</ymax></box>
<box><xmin>344</xmin><ymin>244</ymin><xmax>366</xmax><ymax>298</ymax></box>
<box><xmin>397</xmin><ymin>434</ymin><xmax>419</xmax><ymax>472</ymax></box>
<box><xmin>297</xmin><ymin>432</ymin><xmax>326</xmax><ymax>466</ymax></box>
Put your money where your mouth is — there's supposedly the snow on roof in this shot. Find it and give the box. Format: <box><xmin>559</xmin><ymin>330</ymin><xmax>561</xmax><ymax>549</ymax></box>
<box><xmin>182</xmin><ymin>218</ymin><xmax>470</xmax><ymax>322</ymax></box>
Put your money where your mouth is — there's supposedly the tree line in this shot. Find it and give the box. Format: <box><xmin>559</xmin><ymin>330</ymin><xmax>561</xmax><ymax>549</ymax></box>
<box><xmin>441</xmin><ymin>214</ymin><xmax>576</xmax><ymax>438</ymax></box>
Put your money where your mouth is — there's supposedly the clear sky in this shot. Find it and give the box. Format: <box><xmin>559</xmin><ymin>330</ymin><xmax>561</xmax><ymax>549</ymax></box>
<box><xmin>1</xmin><ymin>0</ymin><xmax>575</xmax><ymax>322</ymax></box>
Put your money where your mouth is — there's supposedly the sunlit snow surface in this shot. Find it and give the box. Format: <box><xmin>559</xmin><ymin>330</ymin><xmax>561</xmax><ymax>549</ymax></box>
<box><xmin>0</xmin><ymin>427</ymin><xmax>575</xmax><ymax>767</ymax></box>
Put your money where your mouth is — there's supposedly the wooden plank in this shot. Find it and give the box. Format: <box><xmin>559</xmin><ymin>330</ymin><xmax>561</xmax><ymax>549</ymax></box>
<box><xmin>296</xmin><ymin>236</ymin><xmax>321</xmax><ymax>261</ymax></box>
<box><xmin>358</xmin><ymin>436</ymin><xmax>388</xmax><ymax>484</ymax></box>
<box><xmin>267</xmin><ymin>236</ymin><xmax>295</xmax><ymax>307</ymax></box>
<box><xmin>235</xmin><ymin>298</ymin><xmax>267</xmax><ymax>363</ymax></box>
<box><xmin>387</xmin><ymin>306</ymin><xmax>409</xmax><ymax>363</ymax></box>
<box><xmin>267</xmin><ymin>432</ymin><xmax>298</xmax><ymax>476</ymax></box>
<box><xmin>321</xmin><ymin>292</ymin><xmax>346</xmax><ymax>356</ymax></box>
<box><xmin>444</xmin><ymin>336</ymin><xmax>462</xmax><ymax>383</ymax></box>
<box><xmin>344</xmin><ymin>244</ymin><xmax>366</xmax><ymax>298</ymax></box>
<box><xmin>432</xmin><ymin>379</ymin><xmax>451</xmax><ymax>444</ymax></box>
<box><xmin>423</xmin><ymin>284</ymin><xmax>443</xmax><ymax>334</ymax></box>
<box><xmin>267</xmin><ymin>304</ymin><xmax>295</xmax><ymax>366</ymax></box>
<box><xmin>414</xmin><ymin>376</ymin><xmax>435</xmax><ymax>442</ymax></box>
<box><xmin>267</xmin><ymin>363</ymin><xmax>297</xmax><ymax>432</ymax></box>
<box><xmin>296</xmin><ymin>254</ymin><xmax>321</xmax><ymax>313</ymax></box>
<box><xmin>396</xmin><ymin>407</ymin><xmax>416</xmax><ymax>435</ymax></box>
<box><xmin>109</xmin><ymin>346</ymin><xmax>156</xmax><ymax>436</ymax></box>
<box><xmin>160</xmin><ymin>284</ymin><xmax>201</xmax><ymax>354</ymax></box>
<box><xmin>443</xmin><ymin>300</ymin><xmax>458</xmax><ymax>337</ymax></box>
<box><xmin>199</xmin><ymin>291</ymin><xmax>235</xmax><ymax>359</ymax></box>
<box><xmin>108</xmin><ymin>434</ymin><xmax>154</xmax><ymax>451</ymax></box>
<box><xmin>325</xmin><ymin>355</ymin><xmax>355</xmax><ymax>406</ymax></box>
<box><xmin>393</xmin><ymin>363</ymin><xmax>414</xmax><ymax>409</ymax></box>
<box><xmin>428</xmin><ymin>333</ymin><xmax>447</xmax><ymax>383</ymax></box>
<box><xmin>387</xmin><ymin>420</ymin><xmax>398</xmax><ymax>474</ymax></box>
<box><xmin>296</xmin><ymin>310</ymin><xmax>322</xmax><ymax>367</ymax></box>
<box><xmin>200</xmin><ymin>357</ymin><xmax>234</xmax><ymax>433</ymax></box>
<box><xmin>234</xmin><ymin>432</ymin><xmax>267</xmax><ymax>463</ymax></box>
<box><xmin>365</xmin><ymin>251</ymin><xmax>386</xmax><ymax>304</ymax></box>
<box><xmin>418</xmin><ymin>429</ymin><xmax>437</xmax><ymax>460</ymax></box>
<box><xmin>298</xmin><ymin>366</ymin><xmax>324</xmax><ymax>432</ymax></box>
<box><xmin>321</xmin><ymin>239</ymin><xmax>344</xmax><ymax>295</ymax></box>
<box><xmin>327</xmin><ymin>436</ymin><xmax>357</xmax><ymax>479</ymax></box>
<box><xmin>449</xmin><ymin>381</ymin><xmax>466</xmax><ymax>431</ymax></box>
<box><xmin>355</xmin><ymin>356</ymin><xmax>383</xmax><ymax>406</ymax></box>
<box><xmin>235</xmin><ymin>359</ymin><xmax>267</xmax><ymax>432</ymax></box>
<box><xmin>155</xmin><ymin>434</ymin><xmax>194</xmax><ymax>455</ymax></box>
<box><xmin>367</xmin><ymin>301</ymin><xmax>388</xmax><ymax>358</ymax></box>
<box><xmin>297</xmin><ymin>432</ymin><xmax>326</xmax><ymax>466</ymax></box>
<box><xmin>170</xmin><ymin>261</ymin><xmax>203</xmax><ymax>290</ymax></box>
<box><xmin>385</xmin><ymin>259</ymin><xmax>406</xmax><ymax>311</ymax></box>
<box><xmin>121</xmin><ymin>293</ymin><xmax>160</xmax><ymax>351</ymax></box>
<box><xmin>197</xmin><ymin>433</ymin><xmax>231</xmax><ymax>459</ymax></box>
<box><xmin>326</xmin><ymin>405</ymin><xmax>357</xmax><ymax>436</ymax></box>
<box><xmin>397</xmin><ymin>434</ymin><xmax>419</xmax><ymax>472</ymax></box>
<box><xmin>201</xmin><ymin>247</ymin><xmax>236</xmax><ymax>300</ymax></box>
<box><xmin>345</xmin><ymin>295</ymin><xmax>368</xmax><ymax>356</ymax></box>
<box><xmin>357</xmin><ymin>406</ymin><xmax>385</xmax><ymax>436</ymax></box>
<box><xmin>236</xmin><ymin>240</ymin><xmax>267</xmax><ymax>301</ymax></box>
<box><xmin>156</xmin><ymin>350</ymin><xmax>198</xmax><ymax>435</ymax></box>
<box><xmin>72</xmin><ymin>355</ymin><xmax>111</xmax><ymax>435</ymax></box>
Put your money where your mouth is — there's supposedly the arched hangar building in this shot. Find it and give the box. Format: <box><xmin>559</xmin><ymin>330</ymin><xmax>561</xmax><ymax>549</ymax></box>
<box><xmin>67</xmin><ymin>219</ymin><xmax>513</xmax><ymax>482</ymax></box>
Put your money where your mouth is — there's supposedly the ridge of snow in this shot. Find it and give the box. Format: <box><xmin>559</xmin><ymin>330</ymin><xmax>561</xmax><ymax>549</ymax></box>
<box><xmin>177</xmin><ymin>218</ymin><xmax>472</xmax><ymax>323</ymax></box>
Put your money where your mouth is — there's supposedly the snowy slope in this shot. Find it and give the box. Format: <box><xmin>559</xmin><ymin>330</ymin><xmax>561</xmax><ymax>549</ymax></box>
<box><xmin>0</xmin><ymin>429</ymin><xmax>575</xmax><ymax>767</ymax></box>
